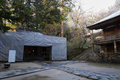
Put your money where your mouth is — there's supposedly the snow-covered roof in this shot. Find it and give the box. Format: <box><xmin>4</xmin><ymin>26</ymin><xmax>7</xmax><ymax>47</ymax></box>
<box><xmin>94</xmin><ymin>10</ymin><xmax>120</xmax><ymax>25</ymax></box>
<box><xmin>87</xmin><ymin>10</ymin><xmax>120</xmax><ymax>29</ymax></box>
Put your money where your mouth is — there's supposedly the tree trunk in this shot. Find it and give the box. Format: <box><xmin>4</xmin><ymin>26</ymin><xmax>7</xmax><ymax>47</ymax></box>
<box><xmin>61</xmin><ymin>20</ymin><xmax>63</xmax><ymax>37</ymax></box>
<box><xmin>61</xmin><ymin>0</ymin><xmax>64</xmax><ymax>37</ymax></box>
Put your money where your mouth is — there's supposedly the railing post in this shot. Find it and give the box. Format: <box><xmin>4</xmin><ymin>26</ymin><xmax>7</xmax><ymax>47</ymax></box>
<box><xmin>114</xmin><ymin>40</ymin><xmax>117</xmax><ymax>53</ymax></box>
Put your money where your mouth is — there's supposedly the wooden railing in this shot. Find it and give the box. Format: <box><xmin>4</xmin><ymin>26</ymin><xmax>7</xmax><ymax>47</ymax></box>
<box><xmin>93</xmin><ymin>35</ymin><xmax>120</xmax><ymax>42</ymax></box>
<box><xmin>93</xmin><ymin>36</ymin><xmax>104</xmax><ymax>42</ymax></box>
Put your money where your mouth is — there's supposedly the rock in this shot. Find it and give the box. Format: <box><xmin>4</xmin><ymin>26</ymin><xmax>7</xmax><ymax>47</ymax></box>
<box><xmin>109</xmin><ymin>75</ymin><xmax>115</xmax><ymax>78</ymax></box>
<box><xmin>44</xmin><ymin>67</ymin><xmax>50</xmax><ymax>69</ymax></box>
<box><xmin>67</xmin><ymin>70</ymin><xmax>73</xmax><ymax>73</ymax></box>
<box><xmin>80</xmin><ymin>72</ymin><xmax>89</xmax><ymax>77</ymax></box>
<box><xmin>60</xmin><ymin>68</ymin><xmax>65</xmax><ymax>71</ymax></box>
<box><xmin>99</xmin><ymin>77</ymin><xmax>109</xmax><ymax>80</ymax></box>
<box><xmin>73</xmin><ymin>70</ymin><xmax>79</xmax><ymax>73</ymax></box>
<box><xmin>64</xmin><ymin>68</ymin><xmax>68</xmax><ymax>71</ymax></box>
<box><xmin>74</xmin><ymin>61</ymin><xmax>79</xmax><ymax>63</ymax></box>
<box><xmin>116</xmin><ymin>77</ymin><xmax>120</xmax><ymax>80</ymax></box>
<box><xmin>74</xmin><ymin>72</ymin><xmax>81</xmax><ymax>75</ymax></box>
<box><xmin>115</xmin><ymin>76</ymin><xmax>120</xmax><ymax>80</ymax></box>
<box><xmin>95</xmin><ymin>74</ymin><xmax>102</xmax><ymax>79</ymax></box>
<box><xmin>73</xmin><ymin>68</ymin><xmax>77</xmax><ymax>71</ymax></box>
<box><xmin>88</xmin><ymin>72</ymin><xmax>96</xmax><ymax>76</ymax></box>
<box><xmin>89</xmin><ymin>75</ymin><xmax>98</xmax><ymax>80</ymax></box>
<box><xmin>72</xmin><ymin>71</ymin><xmax>81</xmax><ymax>75</ymax></box>
<box><xmin>109</xmin><ymin>77</ymin><xmax>118</xmax><ymax>80</ymax></box>
<box><xmin>100</xmin><ymin>73</ymin><xmax>109</xmax><ymax>76</ymax></box>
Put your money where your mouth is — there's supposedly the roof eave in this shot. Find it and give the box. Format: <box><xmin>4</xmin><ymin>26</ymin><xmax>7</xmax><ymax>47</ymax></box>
<box><xmin>87</xmin><ymin>15</ymin><xmax>120</xmax><ymax>30</ymax></box>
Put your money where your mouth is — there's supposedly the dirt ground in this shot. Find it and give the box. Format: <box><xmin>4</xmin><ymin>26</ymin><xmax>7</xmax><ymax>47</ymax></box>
<box><xmin>0</xmin><ymin>62</ymin><xmax>42</xmax><ymax>72</ymax></box>
<box><xmin>2</xmin><ymin>69</ymin><xmax>90</xmax><ymax>80</ymax></box>
<box><xmin>63</xmin><ymin>62</ymin><xmax>120</xmax><ymax>76</ymax></box>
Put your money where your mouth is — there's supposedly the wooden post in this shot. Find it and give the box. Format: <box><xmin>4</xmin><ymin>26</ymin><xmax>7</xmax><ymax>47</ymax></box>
<box><xmin>92</xmin><ymin>30</ymin><xmax>94</xmax><ymax>42</ymax></box>
<box><xmin>100</xmin><ymin>45</ymin><xmax>102</xmax><ymax>53</ymax></box>
<box><xmin>92</xmin><ymin>30</ymin><xmax>94</xmax><ymax>53</ymax></box>
<box><xmin>103</xmin><ymin>29</ymin><xmax>106</xmax><ymax>40</ymax></box>
<box><xmin>114</xmin><ymin>41</ymin><xmax>117</xmax><ymax>53</ymax></box>
<box><xmin>105</xmin><ymin>44</ymin><xmax>107</xmax><ymax>52</ymax></box>
<box><xmin>114</xmin><ymin>27</ymin><xmax>116</xmax><ymax>38</ymax></box>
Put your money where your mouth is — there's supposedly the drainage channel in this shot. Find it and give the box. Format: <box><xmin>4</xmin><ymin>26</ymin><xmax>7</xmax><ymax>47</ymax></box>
<box><xmin>0</xmin><ymin>61</ymin><xmax>120</xmax><ymax>80</ymax></box>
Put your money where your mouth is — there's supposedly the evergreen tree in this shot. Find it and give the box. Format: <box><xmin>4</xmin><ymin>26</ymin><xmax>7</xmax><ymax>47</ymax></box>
<box><xmin>33</xmin><ymin>0</ymin><xmax>61</xmax><ymax>30</ymax></box>
<box><xmin>0</xmin><ymin>0</ymin><xmax>19</xmax><ymax>32</ymax></box>
<box><xmin>0</xmin><ymin>0</ymin><xmax>73</xmax><ymax>33</ymax></box>
<box><xmin>59</xmin><ymin>0</ymin><xmax>73</xmax><ymax>37</ymax></box>
<box><xmin>11</xmin><ymin>0</ymin><xmax>34</xmax><ymax>29</ymax></box>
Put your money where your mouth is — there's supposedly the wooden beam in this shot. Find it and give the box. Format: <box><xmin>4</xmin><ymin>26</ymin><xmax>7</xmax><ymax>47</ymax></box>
<box><xmin>93</xmin><ymin>38</ymin><xmax>120</xmax><ymax>45</ymax></box>
<box><xmin>114</xmin><ymin>40</ymin><xmax>117</xmax><ymax>53</ymax></box>
<box><xmin>103</xmin><ymin>29</ymin><xmax>106</xmax><ymax>40</ymax></box>
<box><xmin>92</xmin><ymin>30</ymin><xmax>94</xmax><ymax>42</ymax></box>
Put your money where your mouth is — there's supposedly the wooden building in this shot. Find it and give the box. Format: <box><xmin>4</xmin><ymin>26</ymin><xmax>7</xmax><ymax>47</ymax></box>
<box><xmin>87</xmin><ymin>10</ymin><xmax>120</xmax><ymax>62</ymax></box>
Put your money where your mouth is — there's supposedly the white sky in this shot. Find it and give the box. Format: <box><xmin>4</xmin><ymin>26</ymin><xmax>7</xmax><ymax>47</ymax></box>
<box><xmin>80</xmin><ymin>0</ymin><xmax>116</xmax><ymax>13</ymax></box>
<box><xmin>81</xmin><ymin>0</ymin><xmax>116</xmax><ymax>33</ymax></box>
<box><xmin>68</xmin><ymin>0</ymin><xmax>116</xmax><ymax>28</ymax></box>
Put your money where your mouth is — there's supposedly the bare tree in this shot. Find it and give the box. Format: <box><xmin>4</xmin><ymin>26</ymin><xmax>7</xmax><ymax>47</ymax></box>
<box><xmin>107</xmin><ymin>0</ymin><xmax>120</xmax><ymax>15</ymax></box>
